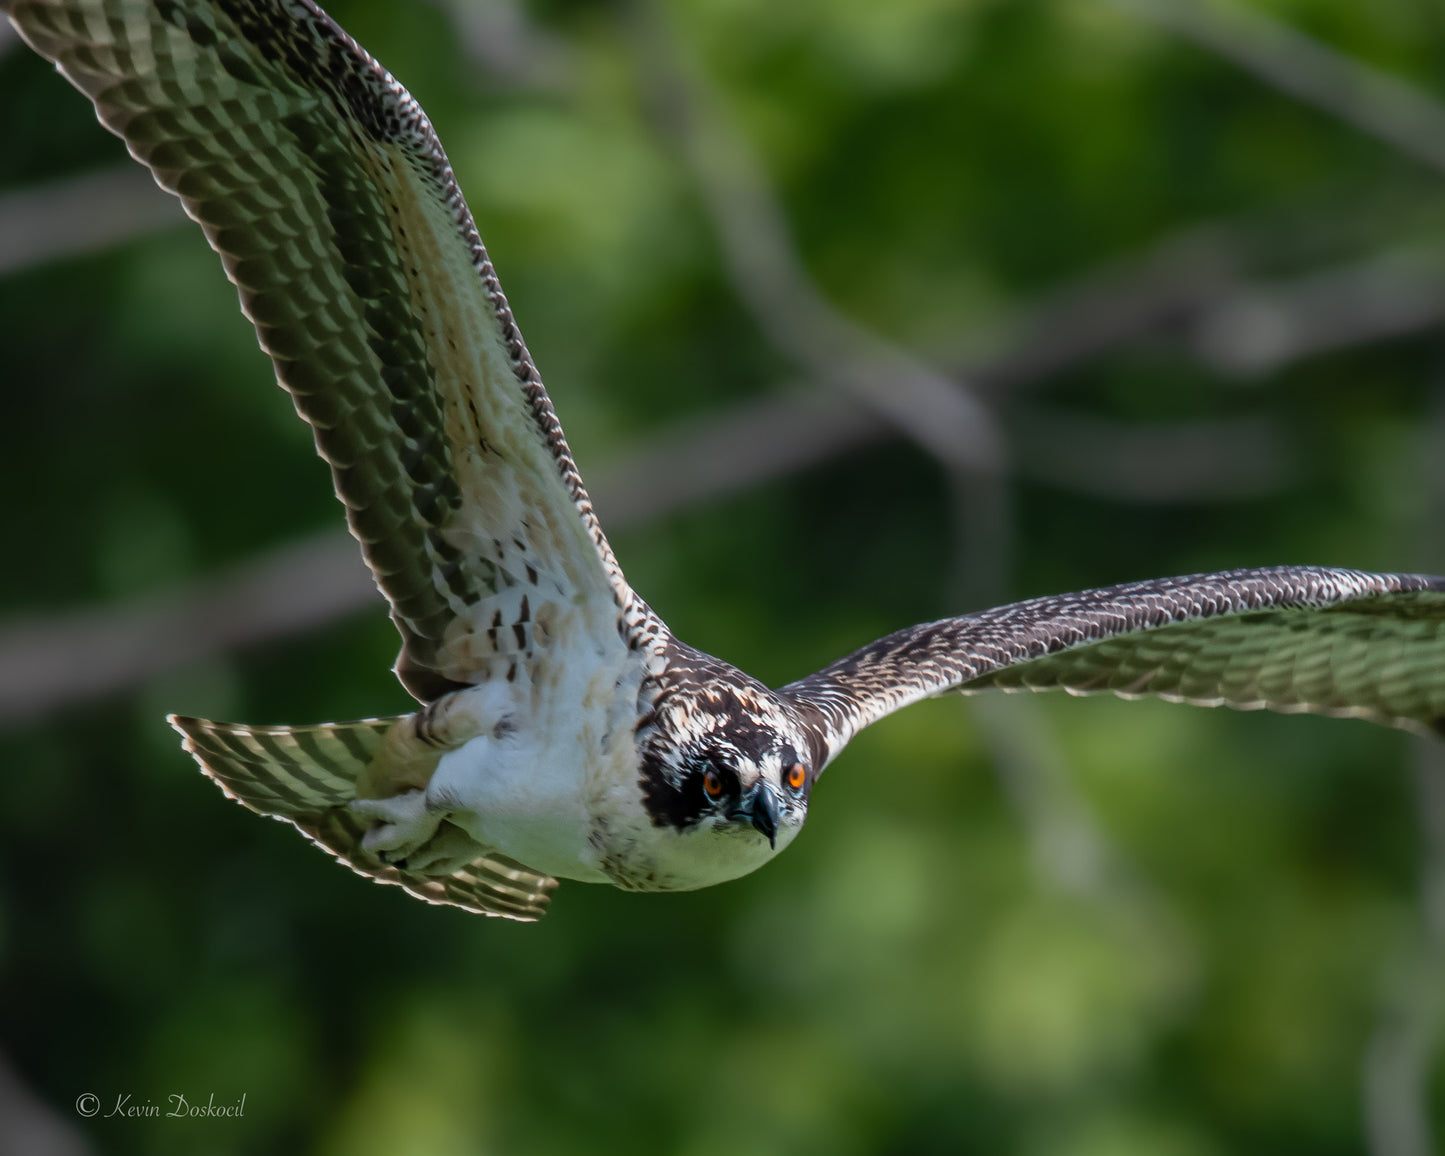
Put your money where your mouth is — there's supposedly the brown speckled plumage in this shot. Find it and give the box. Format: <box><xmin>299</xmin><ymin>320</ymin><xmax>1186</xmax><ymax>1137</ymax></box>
<box><xmin>783</xmin><ymin>568</ymin><xmax>1445</xmax><ymax>768</ymax></box>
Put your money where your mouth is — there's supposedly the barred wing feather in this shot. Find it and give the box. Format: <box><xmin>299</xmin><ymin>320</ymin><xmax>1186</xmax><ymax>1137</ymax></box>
<box><xmin>783</xmin><ymin>567</ymin><xmax>1445</xmax><ymax>765</ymax></box>
<box><xmin>2</xmin><ymin>0</ymin><xmax>633</xmax><ymax>700</ymax></box>
<box><xmin>171</xmin><ymin>714</ymin><xmax>558</xmax><ymax>919</ymax></box>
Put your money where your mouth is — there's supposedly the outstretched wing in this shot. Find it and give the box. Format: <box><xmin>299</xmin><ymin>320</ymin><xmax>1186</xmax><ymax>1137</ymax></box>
<box><xmin>3</xmin><ymin>0</ymin><xmax>636</xmax><ymax>700</ymax></box>
<box><xmin>782</xmin><ymin>566</ymin><xmax>1445</xmax><ymax>767</ymax></box>
<box><xmin>171</xmin><ymin>713</ymin><xmax>559</xmax><ymax>920</ymax></box>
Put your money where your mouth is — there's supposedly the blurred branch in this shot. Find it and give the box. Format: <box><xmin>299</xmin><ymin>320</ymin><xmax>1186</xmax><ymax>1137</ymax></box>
<box><xmin>0</xmin><ymin>393</ymin><xmax>1297</xmax><ymax>725</ymax></box>
<box><xmin>0</xmin><ymin>398</ymin><xmax>879</xmax><ymax>725</ymax></box>
<box><xmin>628</xmin><ymin>0</ymin><xmax>1004</xmax><ymax>474</ymax></box>
<box><xmin>955</xmin><ymin>203</ymin><xmax>1445</xmax><ymax>389</ymax></box>
<box><xmin>1115</xmin><ymin>0</ymin><xmax>1445</xmax><ymax>175</ymax></box>
<box><xmin>0</xmin><ymin>166</ymin><xmax>182</xmax><ymax>277</ymax></box>
<box><xmin>967</xmin><ymin>694</ymin><xmax>1188</xmax><ymax>955</ymax></box>
<box><xmin>603</xmin><ymin>394</ymin><xmax>1299</xmax><ymax>519</ymax></box>
<box><xmin>0</xmin><ymin>533</ymin><xmax>376</xmax><ymax>726</ymax></box>
<box><xmin>1363</xmin><ymin>382</ymin><xmax>1445</xmax><ymax>1156</ymax></box>
<box><xmin>595</xmin><ymin>391</ymin><xmax>879</xmax><ymax>520</ymax></box>
<box><xmin>1009</xmin><ymin>406</ymin><xmax>1297</xmax><ymax>502</ymax></box>
<box><xmin>419</xmin><ymin>0</ymin><xmax>576</xmax><ymax>94</ymax></box>
<box><xmin>962</xmin><ymin>222</ymin><xmax>1245</xmax><ymax>392</ymax></box>
<box><xmin>1420</xmin><ymin>752</ymin><xmax>1445</xmax><ymax>958</ymax></box>
<box><xmin>0</xmin><ymin>1052</ymin><xmax>93</xmax><ymax>1156</ymax></box>
<box><xmin>0</xmin><ymin>1</ymin><xmax>572</xmax><ymax>278</ymax></box>
<box><xmin>1364</xmin><ymin>743</ymin><xmax>1445</xmax><ymax>1156</ymax></box>
<box><xmin>956</xmin><ymin>439</ymin><xmax>1186</xmax><ymax>997</ymax></box>
<box><xmin>1188</xmin><ymin>247</ymin><xmax>1445</xmax><ymax>377</ymax></box>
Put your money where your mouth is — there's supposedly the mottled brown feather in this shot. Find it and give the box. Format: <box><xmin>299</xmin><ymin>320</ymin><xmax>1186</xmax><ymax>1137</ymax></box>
<box><xmin>2</xmin><ymin>0</ymin><xmax>633</xmax><ymax>700</ymax></box>
<box><xmin>783</xmin><ymin>567</ymin><xmax>1445</xmax><ymax>765</ymax></box>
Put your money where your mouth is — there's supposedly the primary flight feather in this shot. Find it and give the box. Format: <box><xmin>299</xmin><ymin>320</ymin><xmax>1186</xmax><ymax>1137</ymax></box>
<box><xmin>7</xmin><ymin>0</ymin><xmax>1444</xmax><ymax>920</ymax></box>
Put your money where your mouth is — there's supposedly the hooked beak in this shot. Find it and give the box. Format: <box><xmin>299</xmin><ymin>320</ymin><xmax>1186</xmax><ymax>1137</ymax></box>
<box><xmin>730</xmin><ymin>779</ymin><xmax>782</xmax><ymax>849</ymax></box>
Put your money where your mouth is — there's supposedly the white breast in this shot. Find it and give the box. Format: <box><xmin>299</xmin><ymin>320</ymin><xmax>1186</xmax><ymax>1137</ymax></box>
<box><xmin>417</xmin><ymin>632</ymin><xmax>799</xmax><ymax>892</ymax></box>
<box><xmin>421</xmin><ymin>635</ymin><xmax>649</xmax><ymax>884</ymax></box>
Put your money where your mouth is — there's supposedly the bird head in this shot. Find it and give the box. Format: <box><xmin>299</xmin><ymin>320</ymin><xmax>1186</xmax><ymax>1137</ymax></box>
<box><xmin>675</xmin><ymin>730</ymin><xmax>811</xmax><ymax>851</ymax></box>
<box><xmin>637</xmin><ymin>665</ymin><xmax>818</xmax><ymax>880</ymax></box>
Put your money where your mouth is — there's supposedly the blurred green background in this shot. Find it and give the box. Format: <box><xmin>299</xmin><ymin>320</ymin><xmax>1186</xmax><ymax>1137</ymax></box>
<box><xmin>1</xmin><ymin>0</ymin><xmax>1443</xmax><ymax>1153</ymax></box>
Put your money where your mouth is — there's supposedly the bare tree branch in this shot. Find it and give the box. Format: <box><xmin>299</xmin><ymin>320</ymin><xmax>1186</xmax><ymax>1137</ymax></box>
<box><xmin>1115</xmin><ymin>0</ymin><xmax>1445</xmax><ymax>175</ymax></box>
<box><xmin>0</xmin><ymin>166</ymin><xmax>182</xmax><ymax>277</ymax></box>
<box><xmin>1189</xmin><ymin>247</ymin><xmax>1445</xmax><ymax>377</ymax></box>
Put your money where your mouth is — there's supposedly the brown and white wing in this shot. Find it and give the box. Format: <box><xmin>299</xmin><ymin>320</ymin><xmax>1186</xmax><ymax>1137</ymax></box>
<box><xmin>302</xmin><ymin>809</ymin><xmax>557</xmax><ymax>922</ymax></box>
<box><xmin>3</xmin><ymin>0</ymin><xmax>639</xmax><ymax>699</ymax></box>
<box><xmin>782</xmin><ymin>566</ymin><xmax>1445</xmax><ymax>767</ymax></box>
<box><xmin>172</xmin><ymin>713</ymin><xmax>558</xmax><ymax>919</ymax></box>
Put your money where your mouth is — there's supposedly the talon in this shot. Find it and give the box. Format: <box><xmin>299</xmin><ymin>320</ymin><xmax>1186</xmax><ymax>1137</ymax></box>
<box><xmin>350</xmin><ymin>789</ymin><xmax>443</xmax><ymax>858</ymax></box>
<box><xmin>400</xmin><ymin>822</ymin><xmax>484</xmax><ymax>875</ymax></box>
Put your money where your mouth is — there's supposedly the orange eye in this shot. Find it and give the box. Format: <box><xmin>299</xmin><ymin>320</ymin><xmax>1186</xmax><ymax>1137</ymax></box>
<box><xmin>703</xmin><ymin>768</ymin><xmax>724</xmax><ymax>799</ymax></box>
<box><xmin>786</xmin><ymin>763</ymin><xmax>806</xmax><ymax>792</ymax></box>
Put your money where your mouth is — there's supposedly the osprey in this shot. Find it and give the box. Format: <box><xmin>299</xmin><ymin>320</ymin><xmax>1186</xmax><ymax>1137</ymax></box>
<box><xmin>8</xmin><ymin>0</ymin><xmax>1445</xmax><ymax>920</ymax></box>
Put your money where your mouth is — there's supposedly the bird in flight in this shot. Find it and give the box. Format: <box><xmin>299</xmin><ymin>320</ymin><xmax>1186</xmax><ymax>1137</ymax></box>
<box><xmin>8</xmin><ymin>0</ymin><xmax>1445</xmax><ymax>921</ymax></box>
